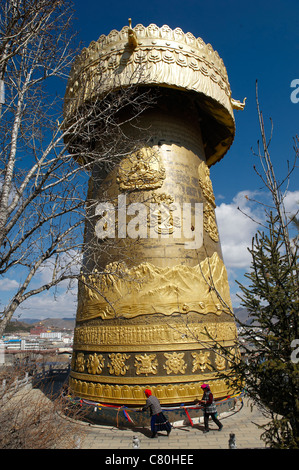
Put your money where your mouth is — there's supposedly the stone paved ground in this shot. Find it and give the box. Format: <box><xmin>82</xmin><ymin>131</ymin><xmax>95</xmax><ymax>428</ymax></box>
<box><xmin>79</xmin><ymin>397</ymin><xmax>269</xmax><ymax>450</ymax></box>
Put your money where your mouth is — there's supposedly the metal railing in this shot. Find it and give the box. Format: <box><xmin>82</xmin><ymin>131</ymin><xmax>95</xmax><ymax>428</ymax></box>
<box><xmin>1</xmin><ymin>363</ymin><xmax>70</xmax><ymax>394</ymax></box>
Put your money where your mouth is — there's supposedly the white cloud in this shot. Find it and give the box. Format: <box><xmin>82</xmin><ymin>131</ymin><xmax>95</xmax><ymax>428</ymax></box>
<box><xmin>216</xmin><ymin>189</ymin><xmax>299</xmax><ymax>306</ymax></box>
<box><xmin>216</xmin><ymin>190</ymin><xmax>262</xmax><ymax>269</ymax></box>
<box><xmin>284</xmin><ymin>190</ymin><xmax>299</xmax><ymax>216</ymax></box>
<box><xmin>17</xmin><ymin>287</ymin><xmax>78</xmax><ymax>320</ymax></box>
<box><xmin>0</xmin><ymin>278</ymin><xmax>19</xmax><ymax>291</ymax></box>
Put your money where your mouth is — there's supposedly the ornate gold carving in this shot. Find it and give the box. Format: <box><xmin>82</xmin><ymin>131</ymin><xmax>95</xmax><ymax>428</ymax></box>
<box><xmin>128</xmin><ymin>18</ymin><xmax>138</xmax><ymax>49</ymax></box>
<box><xmin>65</xmin><ymin>22</ymin><xmax>242</xmax><ymax>407</ymax></box>
<box><xmin>86</xmin><ymin>353</ymin><xmax>105</xmax><ymax>375</ymax></box>
<box><xmin>227</xmin><ymin>345</ymin><xmax>241</xmax><ymax>368</ymax></box>
<box><xmin>203</xmin><ymin>203</ymin><xmax>219</xmax><ymax>242</ymax></box>
<box><xmin>117</xmin><ymin>147</ymin><xmax>165</xmax><ymax>191</ymax></box>
<box><xmin>215</xmin><ymin>348</ymin><xmax>226</xmax><ymax>371</ymax></box>
<box><xmin>76</xmin><ymin>252</ymin><xmax>232</xmax><ymax>321</ymax></box>
<box><xmin>64</xmin><ymin>24</ymin><xmax>233</xmax><ymax>113</ymax></box>
<box><xmin>74</xmin><ymin>322</ymin><xmax>237</xmax><ymax>349</ymax></box>
<box><xmin>198</xmin><ymin>161</ymin><xmax>216</xmax><ymax>208</ymax></box>
<box><xmin>70</xmin><ymin>345</ymin><xmax>238</xmax><ymax>399</ymax></box>
<box><xmin>148</xmin><ymin>192</ymin><xmax>181</xmax><ymax>235</ymax></box>
<box><xmin>164</xmin><ymin>352</ymin><xmax>187</xmax><ymax>375</ymax></box>
<box><xmin>68</xmin><ymin>376</ymin><xmax>236</xmax><ymax>405</ymax></box>
<box><xmin>231</xmin><ymin>97</ymin><xmax>246</xmax><ymax>110</ymax></box>
<box><xmin>63</xmin><ymin>24</ymin><xmax>237</xmax><ymax>166</ymax></box>
<box><xmin>108</xmin><ymin>353</ymin><xmax>130</xmax><ymax>376</ymax></box>
<box><xmin>134</xmin><ymin>353</ymin><xmax>158</xmax><ymax>376</ymax></box>
<box><xmin>191</xmin><ymin>351</ymin><xmax>213</xmax><ymax>372</ymax></box>
<box><xmin>75</xmin><ymin>352</ymin><xmax>85</xmax><ymax>372</ymax></box>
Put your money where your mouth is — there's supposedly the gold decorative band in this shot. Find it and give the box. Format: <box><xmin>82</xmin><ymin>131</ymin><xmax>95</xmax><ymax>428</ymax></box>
<box><xmin>74</xmin><ymin>321</ymin><xmax>237</xmax><ymax>349</ymax></box>
<box><xmin>64</xmin><ymin>24</ymin><xmax>233</xmax><ymax>118</ymax></box>
<box><xmin>72</xmin><ymin>342</ymin><xmax>236</xmax><ymax>353</ymax></box>
<box><xmin>70</xmin><ymin>371</ymin><xmax>227</xmax><ymax>385</ymax></box>
<box><xmin>71</xmin><ymin>345</ymin><xmax>239</xmax><ymax>382</ymax></box>
<box><xmin>68</xmin><ymin>375</ymin><xmax>235</xmax><ymax>405</ymax></box>
<box><xmin>76</xmin><ymin>253</ymin><xmax>233</xmax><ymax>321</ymax></box>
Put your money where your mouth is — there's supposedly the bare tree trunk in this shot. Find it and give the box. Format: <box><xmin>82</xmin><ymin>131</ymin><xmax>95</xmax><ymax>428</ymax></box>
<box><xmin>0</xmin><ymin>1</ymin><xmax>155</xmax><ymax>335</ymax></box>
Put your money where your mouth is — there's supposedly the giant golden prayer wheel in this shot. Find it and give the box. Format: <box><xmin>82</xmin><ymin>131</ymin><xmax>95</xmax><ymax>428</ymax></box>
<box><xmin>64</xmin><ymin>21</ymin><xmax>244</xmax><ymax>405</ymax></box>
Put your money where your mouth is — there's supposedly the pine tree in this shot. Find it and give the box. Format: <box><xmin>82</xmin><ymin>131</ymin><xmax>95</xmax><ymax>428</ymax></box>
<box><xmin>235</xmin><ymin>211</ymin><xmax>299</xmax><ymax>448</ymax></box>
<box><xmin>228</xmin><ymin>84</ymin><xmax>299</xmax><ymax>448</ymax></box>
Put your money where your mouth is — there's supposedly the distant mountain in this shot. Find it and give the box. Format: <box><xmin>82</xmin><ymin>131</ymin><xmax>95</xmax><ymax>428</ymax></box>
<box><xmin>233</xmin><ymin>307</ymin><xmax>250</xmax><ymax>325</ymax></box>
<box><xmin>11</xmin><ymin>317</ymin><xmax>76</xmax><ymax>330</ymax></box>
<box><xmin>4</xmin><ymin>320</ymin><xmax>32</xmax><ymax>333</ymax></box>
<box><xmin>36</xmin><ymin>318</ymin><xmax>76</xmax><ymax>330</ymax></box>
<box><xmin>12</xmin><ymin>318</ymin><xmax>38</xmax><ymax>324</ymax></box>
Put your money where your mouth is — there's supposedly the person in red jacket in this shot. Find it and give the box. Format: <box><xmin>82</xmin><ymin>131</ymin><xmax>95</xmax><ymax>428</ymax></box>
<box><xmin>199</xmin><ymin>383</ymin><xmax>223</xmax><ymax>433</ymax></box>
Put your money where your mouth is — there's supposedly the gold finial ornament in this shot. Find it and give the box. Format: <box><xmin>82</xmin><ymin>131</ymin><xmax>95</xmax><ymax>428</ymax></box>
<box><xmin>128</xmin><ymin>18</ymin><xmax>138</xmax><ymax>49</ymax></box>
<box><xmin>231</xmin><ymin>97</ymin><xmax>247</xmax><ymax>110</ymax></box>
<box><xmin>64</xmin><ymin>23</ymin><xmax>242</xmax><ymax>406</ymax></box>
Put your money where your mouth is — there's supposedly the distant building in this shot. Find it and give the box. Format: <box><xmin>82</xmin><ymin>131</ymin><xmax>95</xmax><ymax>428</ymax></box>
<box><xmin>40</xmin><ymin>332</ymin><xmax>62</xmax><ymax>340</ymax></box>
<box><xmin>4</xmin><ymin>338</ymin><xmax>21</xmax><ymax>350</ymax></box>
<box><xmin>3</xmin><ymin>338</ymin><xmax>40</xmax><ymax>350</ymax></box>
<box><xmin>30</xmin><ymin>325</ymin><xmax>48</xmax><ymax>336</ymax></box>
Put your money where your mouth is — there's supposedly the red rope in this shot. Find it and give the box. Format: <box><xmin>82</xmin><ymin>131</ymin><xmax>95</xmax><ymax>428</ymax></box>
<box><xmin>183</xmin><ymin>407</ymin><xmax>194</xmax><ymax>426</ymax></box>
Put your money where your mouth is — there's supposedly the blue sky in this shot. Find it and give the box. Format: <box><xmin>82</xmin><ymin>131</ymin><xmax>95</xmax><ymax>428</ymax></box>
<box><xmin>2</xmin><ymin>0</ymin><xmax>298</xmax><ymax>319</ymax></box>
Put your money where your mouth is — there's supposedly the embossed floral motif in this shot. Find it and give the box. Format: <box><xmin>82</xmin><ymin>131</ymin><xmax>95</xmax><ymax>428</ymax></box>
<box><xmin>191</xmin><ymin>351</ymin><xmax>213</xmax><ymax>372</ymax></box>
<box><xmin>75</xmin><ymin>352</ymin><xmax>85</xmax><ymax>372</ymax></box>
<box><xmin>134</xmin><ymin>353</ymin><xmax>158</xmax><ymax>376</ymax></box>
<box><xmin>108</xmin><ymin>353</ymin><xmax>130</xmax><ymax>376</ymax></box>
<box><xmin>163</xmin><ymin>352</ymin><xmax>187</xmax><ymax>374</ymax></box>
<box><xmin>86</xmin><ymin>353</ymin><xmax>105</xmax><ymax>375</ymax></box>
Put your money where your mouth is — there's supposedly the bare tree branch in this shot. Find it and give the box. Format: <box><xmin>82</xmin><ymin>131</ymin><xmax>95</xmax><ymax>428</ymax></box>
<box><xmin>0</xmin><ymin>1</ymin><xmax>155</xmax><ymax>336</ymax></box>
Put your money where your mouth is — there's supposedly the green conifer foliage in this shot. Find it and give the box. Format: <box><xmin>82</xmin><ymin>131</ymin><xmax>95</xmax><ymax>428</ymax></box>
<box><xmin>235</xmin><ymin>211</ymin><xmax>299</xmax><ymax>448</ymax></box>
